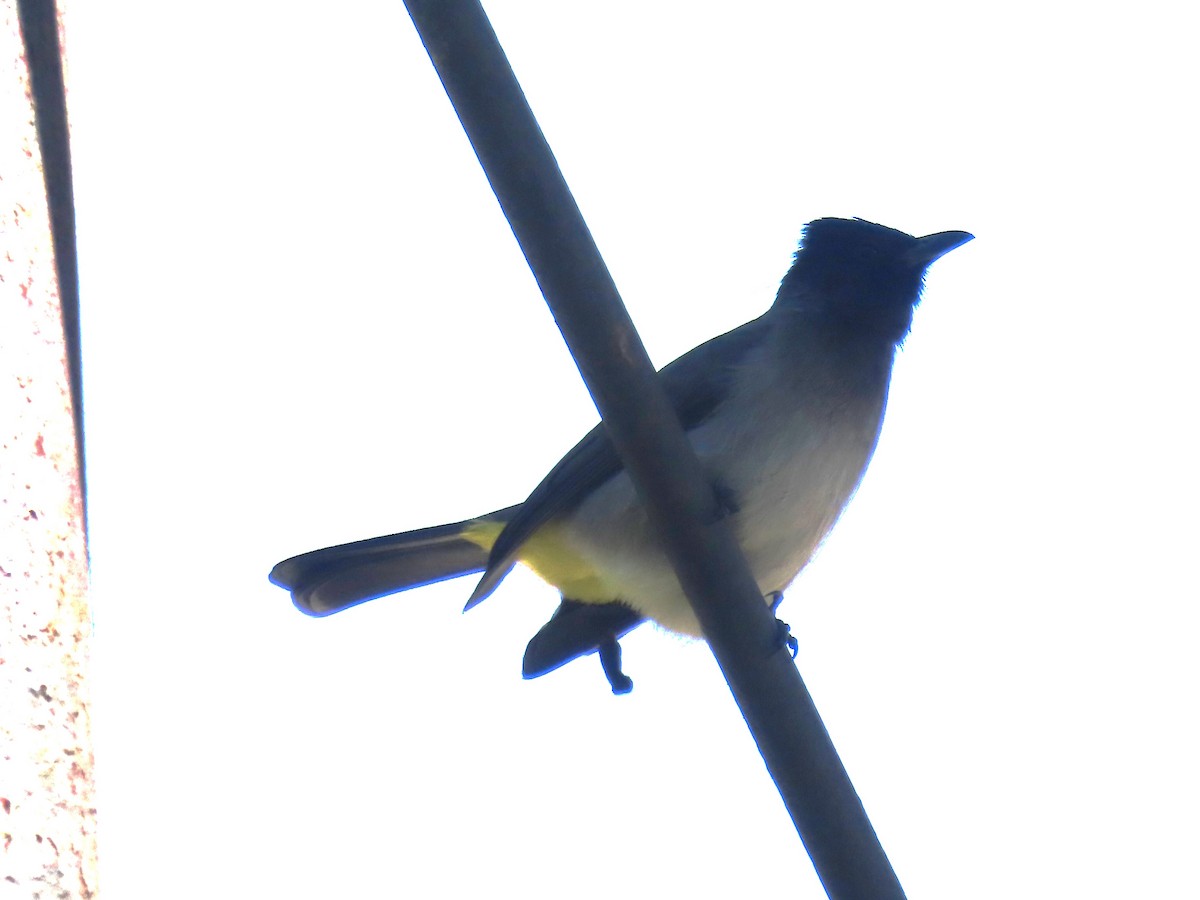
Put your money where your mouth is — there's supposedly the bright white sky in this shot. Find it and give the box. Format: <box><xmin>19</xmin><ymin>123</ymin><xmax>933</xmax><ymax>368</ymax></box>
<box><xmin>66</xmin><ymin>2</ymin><xmax>1196</xmax><ymax>897</ymax></box>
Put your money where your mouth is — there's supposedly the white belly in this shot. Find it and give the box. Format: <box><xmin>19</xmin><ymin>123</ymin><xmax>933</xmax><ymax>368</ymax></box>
<box><xmin>559</xmin><ymin>380</ymin><xmax>887</xmax><ymax>636</ymax></box>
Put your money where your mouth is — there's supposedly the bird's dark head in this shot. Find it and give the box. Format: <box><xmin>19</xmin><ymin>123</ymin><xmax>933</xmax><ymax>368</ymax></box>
<box><xmin>775</xmin><ymin>218</ymin><xmax>973</xmax><ymax>345</ymax></box>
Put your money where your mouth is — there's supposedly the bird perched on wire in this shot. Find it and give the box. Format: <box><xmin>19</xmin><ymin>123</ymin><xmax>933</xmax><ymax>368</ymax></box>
<box><xmin>270</xmin><ymin>217</ymin><xmax>972</xmax><ymax>693</ymax></box>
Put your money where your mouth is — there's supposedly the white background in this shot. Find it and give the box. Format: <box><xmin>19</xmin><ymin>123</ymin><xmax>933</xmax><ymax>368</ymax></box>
<box><xmin>67</xmin><ymin>2</ymin><xmax>1197</xmax><ymax>897</ymax></box>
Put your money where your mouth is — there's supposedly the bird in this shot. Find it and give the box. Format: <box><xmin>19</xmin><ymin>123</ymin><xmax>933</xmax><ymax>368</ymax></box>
<box><xmin>270</xmin><ymin>217</ymin><xmax>972</xmax><ymax>693</ymax></box>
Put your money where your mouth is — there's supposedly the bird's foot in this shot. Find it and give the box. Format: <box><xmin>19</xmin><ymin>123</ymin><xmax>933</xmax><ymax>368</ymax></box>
<box><xmin>712</xmin><ymin>480</ymin><xmax>740</xmax><ymax>520</ymax></box>
<box><xmin>523</xmin><ymin>599</ymin><xmax>642</xmax><ymax>693</ymax></box>
<box><xmin>772</xmin><ymin>624</ymin><xmax>801</xmax><ymax>657</ymax></box>
<box><xmin>774</xmin><ymin>619</ymin><xmax>799</xmax><ymax>659</ymax></box>
<box><xmin>766</xmin><ymin>593</ymin><xmax>797</xmax><ymax>657</ymax></box>
<box><xmin>598</xmin><ymin>636</ymin><xmax>634</xmax><ymax>695</ymax></box>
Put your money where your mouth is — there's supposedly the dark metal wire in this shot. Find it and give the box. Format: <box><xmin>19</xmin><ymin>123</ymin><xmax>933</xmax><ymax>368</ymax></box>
<box><xmin>17</xmin><ymin>0</ymin><xmax>86</xmax><ymax>539</ymax></box>
<box><xmin>400</xmin><ymin>2</ymin><xmax>906</xmax><ymax>898</ymax></box>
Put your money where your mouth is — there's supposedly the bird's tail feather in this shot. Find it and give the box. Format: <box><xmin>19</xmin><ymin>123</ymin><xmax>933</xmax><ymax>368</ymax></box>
<box><xmin>270</xmin><ymin>506</ymin><xmax>518</xmax><ymax>616</ymax></box>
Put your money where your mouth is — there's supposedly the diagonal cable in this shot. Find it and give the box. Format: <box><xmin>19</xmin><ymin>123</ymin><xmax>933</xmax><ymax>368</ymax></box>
<box><xmin>401</xmin><ymin>3</ymin><xmax>906</xmax><ymax>897</ymax></box>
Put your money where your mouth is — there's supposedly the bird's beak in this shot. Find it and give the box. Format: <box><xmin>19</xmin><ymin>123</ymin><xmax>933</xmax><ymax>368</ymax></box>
<box><xmin>908</xmin><ymin>230</ymin><xmax>974</xmax><ymax>267</ymax></box>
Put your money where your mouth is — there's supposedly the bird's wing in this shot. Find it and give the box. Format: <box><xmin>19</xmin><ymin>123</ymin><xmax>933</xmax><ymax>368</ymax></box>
<box><xmin>465</xmin><ymin>313</ymin><xmax>770</xmax><ymax>607</ymax></box>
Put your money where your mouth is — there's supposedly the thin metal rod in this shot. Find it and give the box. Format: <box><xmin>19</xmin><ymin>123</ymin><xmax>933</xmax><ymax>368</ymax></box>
<box><xmin>17</xmin><ymin>0</ymin><xmax>86</xmax><ymax>537</ymax></box>
<box><xmin>401</xmin><ymin>3</ymin><xmax>906</xmax><ymax>897</ymax></box>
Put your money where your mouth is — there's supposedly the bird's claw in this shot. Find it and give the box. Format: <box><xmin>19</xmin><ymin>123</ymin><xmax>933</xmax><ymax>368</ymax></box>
<box><xmin>774</xmin><ymin>618</ymin><xmax>798</xmax><ymax>659</ymax></box>
<box><xmin>766</xmin><ymin>592</ymin><xmax>797</xmax><ymax>657</ymax></box>
<box><xmin>598</xmin><ymin>636</ymin><xmax>634</xmax><ymax>695</ymax></box>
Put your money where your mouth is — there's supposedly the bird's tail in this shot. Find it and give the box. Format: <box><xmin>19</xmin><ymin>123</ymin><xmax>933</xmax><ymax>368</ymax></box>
<box><xmin>270</xmin><ymin>506</ymin><xmax>518</xmax><ymax>617</ymax></box>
